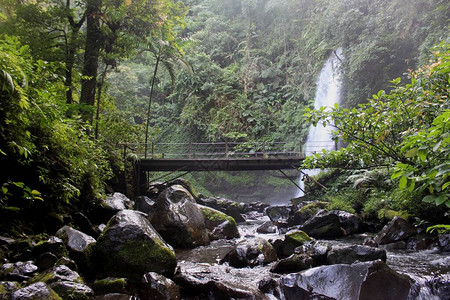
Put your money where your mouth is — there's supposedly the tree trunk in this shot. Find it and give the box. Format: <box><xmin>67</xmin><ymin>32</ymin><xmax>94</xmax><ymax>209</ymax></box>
<box><xmin>144</xmin><ymin>52</ymin><xmax>161</xmax><ymax>159</ymax></box>
<box><xmin>80</xmin><ymin>0</ymin><xmax>102</xmax><ymax>120</ymax></box>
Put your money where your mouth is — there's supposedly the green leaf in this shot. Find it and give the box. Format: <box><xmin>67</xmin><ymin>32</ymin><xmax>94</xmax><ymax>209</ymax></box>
<box><xmin>391</xmin><ymin>171</ymin><xmax>403</xmax><ymax>180</ymax></box>
<box><xmin>442</xmin><ymin>182</ymin><xmax>450</xmax><ymax>190</ymax></box>
<box><xmin>418</xmin><ymin>148</ymin><xmax>427</xmax><ymax>162</ymax></box>
<box><xmin>399</xmin><ymin>176</ymin><xmax>408</xmax><ymax>189</ymax></box>
<box><xmin>1</xmin><ymin>186</ymin><xmax>7</xmax><ymax>194</ymax></box>
<box><xmin>423</xmin><ymin>195</ymin><xmax>436</xmax><ymax>203</ymax></box>
<box><xmin>435</xmin><ymin>195</ymin><xmax>447</xmax><ymax>205</ymax></box>
<box><xmin>404</xmin><ymin>148</ymin><xmax>418</xmax><ymax>158</ymax></box>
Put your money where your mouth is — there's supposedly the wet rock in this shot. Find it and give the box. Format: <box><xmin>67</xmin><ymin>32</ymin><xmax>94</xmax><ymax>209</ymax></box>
<box><xmin>32</xmin><ymin>236</ymin><xmax>68</xmax><ymax>259</ymax></box>
<box><xmin>139</xmin><ymin>272</ymin><xmax>181</xmax><ymax>300</ymax></box>
<box><xmin>37</xmin><ymin>252</ymin><xmax>58</xmax><ymax>270</ymax></box>
<box><xmin>95</xmin><ymin>210</ymin><xmax>176</xmax><ymax>280</ymax></box>
<box><xmin>438</xmin><ymin>233</ymin><xmax>450</xmax><ymax>252</ymax></box>
<box><xmin>55</xmin><ymin>257</ymin><xmax>78</xmax><ymax>272</ymax></box>
<box><xmin>168</xmin><ymin>178</ymin><xmax>200</xmax><ymax>200</ymax></box>
<box><xmin>300</xmin><ymin>210</ymin><xmax>343</xmax><ymax>238</ymax></box>
<box><xmin>49</xmin><ymin>281</ymin><xmax>94</xmax><ymax>300</ymax></box>
<box><xmin>406</xmin><ymin>234</ymin><xmax>438</xmax><ymax>251</ymax></box>
<box><xmin>104</xmin><ymin>192</ymin><xmax>134</xmax><ymax>211</ymax></box>
<box><xmin>330</xmin><ymin>210</ymin><xmax>361</xmax><ymax>235</ymax></box>
<box><xmin>289</xmin><ymin>201</ymin><xmax>328</xmax><ymax>226</ymax></box>
<box><xmin>374</xmin><ymin>216</ymin><xmax>417</xmax><ymax>245</ymax></box>
<box><xmin>92</xmin><ymin>277</ymin><xmax>128</xmax><ymax>295</ymax></box>
<box><xmin>382</xmin><ymin>240</ymin><xmax>407</xmax><ymax>250</ymax></box>
<box><xmin>270</xmin><ymin>254</ymin><xmax>315</xmax><ymax>274</ymax></box>
<box><xmin>134</xmin><ymin>196</ymin><xmax>155</xmax><ymax>215</ymax></box>
<box><xmin>220</xmin><ymin>238</ymin><xmax>277</xmax><ymax>268</ymax></box>
<box><xmin>279</xmin><ymin>260</ymin><xmax>411</xmax><ymax>300</ymax></box>
<box><xmin>256</xmin><ymin>221</ymin><xmax>277</xmax><ymax>234</ymax></box>
<box><xmin>30</xmin><ymin>265</ymin><xmax>84</xmax><ymax>284</ymax></box>
<box><xmin>245</xmin><ymin>202</ymin><xmax>270</xmax><ymax>213</ymax></box>
<box><xmin>0</xmin><ymin>236</ymin><xmax>15</xmax><ymax>246</ymax></box>
<box><xmin>73</xmin><ymin>212</ymin><xmax>98</xmax><ymax>238</ymax></box>
<box><xmin>10</xmin><ymin>282</ymin><xmax>61</xmax><ymax>300</ymax></box>
<box><xmin>1</xmin><ymin>261</ymin><xmax>38</xmax><ymax>282</ymax></box>
<box><xmin>56</xmin><ymin>226</ymin><xmax>96</xmax><ymax>273</ymax></box>
<box><xmin>210</xmin><ymin>220</ymin><xmax>240</xmax><ymax>241</ymax></box>
<box><xmin>225</xmin><ymin>205</ymin><xmax>246</xmax><ymax>223</ymax></box>
<box><xmin>266</xmin><ymin>205</ymin><xmax>291</xmax><ymax>225</ymax></box>
<box><xmin>151</xmin><ymin>185</ymin><xmax>209</xmax><ymax>248</ymax></box>
<box><xmin>294</xmin><ymin>241</ymin><xmax>332</xmax><ymax>266</ymax></box>
<box><xmin>363</xmin><ymin>237</ymin><xmax>378</xmax><ymax>248</ymax></box>
<box><xmin>198</xmin><ymin>197</ymin><xmax>245</xmax><ymax>222</ymax></box>
<box><xmin>273</xmin><ymin>230</ymin><xmax>313</xmax><ymax>259</ymax></box>
<box><xmin>258</xmin><ymin>277</ymin><xmax>278</xmax><ymax>294</ymax></box>
<box><xmin>199</xmin><ymin>205</ymin><xmax>240</xmax><ymax>240</ymax></box>
<box><xmin>0</xmin><ymin>281</ymin><xmax>20</xmax><ymax>298</ymax></box>
<box><xmin>244</xmin><ymin>211</ymin><xmax>264</xmax><ymax>221</ymax></box>
<box><xmin>56</xmin><ymin>226</ymin><xmax>96</xmax><ymax>256</ymax></box>
<box><xmin>174</xmin><ymin>264</ymin><xmax>265</xmax><ymax>299</ymax></box>
<box><xmin>326</xmin><ymin>245</ymin><xmax>387</xmax><ymax>265</ymax></box>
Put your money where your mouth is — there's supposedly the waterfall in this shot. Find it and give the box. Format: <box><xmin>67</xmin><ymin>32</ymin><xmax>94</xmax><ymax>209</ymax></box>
<box><xmin>297</xmin><ymin>48</ymin><xmax>344</xmax><ymax>197</ymax></box>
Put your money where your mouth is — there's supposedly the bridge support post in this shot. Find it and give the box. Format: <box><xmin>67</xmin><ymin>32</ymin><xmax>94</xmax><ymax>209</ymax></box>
<box><xmin>133</xmin><ymin>162</ymin><xmax>148</xmax><ymax>196</ymax></box>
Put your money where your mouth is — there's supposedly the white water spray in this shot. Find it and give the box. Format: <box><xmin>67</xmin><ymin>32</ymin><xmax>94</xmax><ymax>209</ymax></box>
<box><xmin>297</xmin><ymin>48</ymin><xmax>344</xmax><ymax>197</ymax></box>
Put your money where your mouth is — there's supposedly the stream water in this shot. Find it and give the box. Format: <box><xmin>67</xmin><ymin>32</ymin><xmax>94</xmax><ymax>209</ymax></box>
<box><xmin>176</xmin><ymin>216</ymin><xmax>450</xmax><ymax>299</ymax></box>
<box><xmin>297</xmin><ymin>48</ymin><xmax>344</xmax><ymax>197</ymax></box>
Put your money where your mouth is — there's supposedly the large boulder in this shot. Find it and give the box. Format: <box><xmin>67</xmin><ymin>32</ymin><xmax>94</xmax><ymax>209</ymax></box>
<box><xmin>326</xmin><ymin>245</ymin><xmax>387</xmax><ymax>265</ymax></box>
<box><xmin>220</xmin><ymin>238</ymin><xmax>277</xmax><ymax>268</ymax></box>
<box><xmin>279</xmin><ymin>260</ymin><xmax>412</xmax><ymax>300</ymax></box>
<box><xmin>300</xmin><ymin>210</ymin><xmax>343</xmax><ymax>238</ymax></box>
<box><xmin>10</xmin><ymin>282</ymin><xmax>61</xmax><ymax>300</ymax></box>
<box><xmin>270</xmin><ymin>254</ymin><xmax>315</xmax><ymax>274</ymax></box>
<box><xmin>174</xmin><ymin>262</ymin><xmax>265</xmax><ymax>299</ymax></box>
<box><xmin>199</xmin><ymin>205</ymin><xmax>240</xmax><ymax>240</ymax></box>
<box><xmin>330</xmin><ymin>210</ymin><xmax>361</xmax><ymax>235</ymax></box>
<box><xmin>0</xmin><ymin>281</ymin><xmax>20</xmax><ymax>299</ymax></box>
<box><xmin>266</xmin><ymin>205</ymin><xmax>291</xmax><ymax>226</ymax></box>
<box><xmin>198</xmin><ymin>197</ymin><xmax>245</xmax><ymax>223</ymax></box>
<box><xmin>289</xmin><ymin>202</ymin><xmax>329</xmax><ymax>226</ymax></box>
<box><xmin>55</xmin><ymin>226</ymin><xmax>96</xmax><ymax>257</ymax></box>
<box><xmin>95</xmin><ymin>210</ymin><xmax>177</xmax><ymax>280</ymax></box>
<box><xmin>273</xmin><ymin>230</ymin><xmax>313</xmax><ymax>259</ymax></box>
<box><xmin>151</xmin><ymin>185</ymin><xmax>209</xmax><ymax>248</ymax></box>
<box><xmin>1</xmin><ymin>261</ymin><xmax>38</xmax><ymax>282</ymax></box>
<box><xmin>374</xmin><ymin>217</ymin><xmax>417</xmax><ymax>245</ymax></box>
<box><xmin>56</xmin><ymin>226</ymin><xmax>96</xmax><ymax>273</ymax></box>
<box><xmin>134</xmin><ymin>196</ymin><xmax>156</xmax><ymax>215</ymax></box>
<box><xmin>104</xmin><ymin>193</ymin><xmax>134</xmax><ymax>211</ymax></box>
<box><xmin>139</xmin><ymin>272</ymin><xmax>181</xmax><ymax>300</ymax></box>
<box><xmin>438</xmin><ymin>233</ymin><xmax>450</xmax><ymax>252</ymax></box>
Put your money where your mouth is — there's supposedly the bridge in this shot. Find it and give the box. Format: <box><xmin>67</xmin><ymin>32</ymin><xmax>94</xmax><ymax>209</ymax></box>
<box><xmin>123</xmin><ymin>141</ymin><xmax>337</xmax><ymax>195</ymax></box>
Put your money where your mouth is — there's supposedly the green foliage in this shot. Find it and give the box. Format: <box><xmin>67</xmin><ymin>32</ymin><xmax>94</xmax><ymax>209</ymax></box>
<box><xmin>303</xmin><ymin>43</ymin><xmax>450</xmax><ymax>212</ymax></box>
<box><xmin>426</xmin><ymin>224</ymin><xmax>450</xmax><ymax>234</ymax></box>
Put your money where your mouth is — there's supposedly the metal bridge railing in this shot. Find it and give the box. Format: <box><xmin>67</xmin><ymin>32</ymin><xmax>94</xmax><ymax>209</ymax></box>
<box><xmin>120</xmin><ymin>141</ymin><xmax>338</xmax><ymax>160</ymax></box>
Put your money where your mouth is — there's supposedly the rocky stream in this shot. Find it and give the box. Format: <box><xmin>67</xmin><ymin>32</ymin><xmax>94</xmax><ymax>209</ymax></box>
<box><xmin>0</xmin><ymin>180</ymin><xmax>449</xmax><ymax>299</ymax></box>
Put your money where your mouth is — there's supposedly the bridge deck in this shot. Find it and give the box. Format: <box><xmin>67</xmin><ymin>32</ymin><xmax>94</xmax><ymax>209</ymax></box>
<box><xmin>137</xmin><ymin>157</ymin><xmax>304</xmax><ymax>171</ymax></box>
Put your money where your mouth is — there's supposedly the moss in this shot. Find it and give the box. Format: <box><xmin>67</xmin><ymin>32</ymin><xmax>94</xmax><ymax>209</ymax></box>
<box><xmin>285</xmin><ymin>230</ymin><xmax>312</xmax><ymax>245</ymax></box>
<box><xmin>200</xmin><ymin>206</ymin><xmax>236</xmax><ymax>228</ymax></box>
<box><xmin>0</xmin><ymin>284</ymin><xmax>6</xmax><ymax>294</ymax></box>
<box><xmin>92</xmin><ymin>278</ymin><xmax>127</xmax><ymax>294</ymax></box>
<box><xmin>378</xmin><ymin>209</ymin><xmax>410</xmax><ymax>221</ymax></box>
<box><xmin>104</xmin><ymin>239</ymin><xmax>176</xmax><ymax>281</ymax></box>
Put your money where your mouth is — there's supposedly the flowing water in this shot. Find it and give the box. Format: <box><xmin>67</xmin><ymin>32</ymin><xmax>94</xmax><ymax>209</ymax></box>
<box><xmin>176</xmin><ymin>217</ymin><xmax>450</xmax><ymax>299</ymax></box>
<box><xmin>297</xmin><ymin>48</ymin><xmax>344</xmax><ymax>197</ymax></box>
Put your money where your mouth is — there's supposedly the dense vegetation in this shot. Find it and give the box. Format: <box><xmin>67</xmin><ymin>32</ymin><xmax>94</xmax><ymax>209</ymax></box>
<box><xmin>0</xmin><ymin>0</ymin><xmax>449</xmax><ymax>233</ymax></box>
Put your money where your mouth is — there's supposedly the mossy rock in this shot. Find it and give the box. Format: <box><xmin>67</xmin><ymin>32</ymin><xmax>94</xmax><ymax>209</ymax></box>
<box><xmin>293</xmin><ymin>202</ymin><xmax>329</xmax><ymax>225</ymax></box>
<box><xmin>285</xmin><ymin>230</ymin><xmax>312</xmax><ymax>246</ymax></box>
<box><xmin>199</xmin><ymin>205</ymin><xmax>236</xmax><ymax>229</ymax></box>
<box><xmin>29</xmin><ymin>265</ymin><xmax>84</xmax><ymax>285</ymax></box>
<box><xmin>92</xmin><ymin>277</ymin><xmax>127</xmax><ymax>294</ymax></box>
<box><xmin>10</xmin><ymin>282</ymin><xmax>62</xmax><ymax>300</ymax></box>
<box><xmin>95</xmin><ymin>210</ymin><xmax>177</xmax><ymax>281</ymax></box>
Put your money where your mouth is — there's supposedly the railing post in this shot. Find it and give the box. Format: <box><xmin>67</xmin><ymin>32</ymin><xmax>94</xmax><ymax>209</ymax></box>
<box><xmin>151</xmin><ymin>142</ymin><xmax>154</xmax><ymax>159</ymax></box>
<box><xmin>189</xmin><ymin>142</ymin><xmax>192</xmax><ymax>159</ymax></box>
<box><xmin>299</xmin><ymin>141</ymin><xmax>303</xmax><ymax>158</ymax></box>
<box><xmin>262</xmin><ymin>142</ymin><xmax>266</xmax><ymax>158</ymax></box>
<box><xmin>225</xmin><ymin>141</ymin><xmax>229</xmax><ymax>159</ymax></box>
